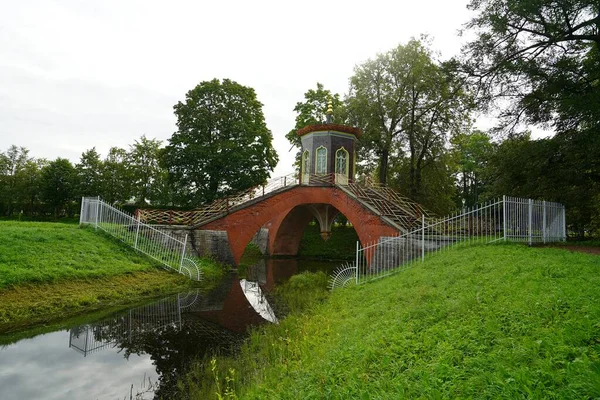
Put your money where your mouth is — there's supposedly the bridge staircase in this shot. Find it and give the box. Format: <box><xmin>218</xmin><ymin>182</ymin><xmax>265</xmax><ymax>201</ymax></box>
<box><xmin>339</xmin><ymin>180</ymin><xmax>434</xmax><ymax>233</ymax></box>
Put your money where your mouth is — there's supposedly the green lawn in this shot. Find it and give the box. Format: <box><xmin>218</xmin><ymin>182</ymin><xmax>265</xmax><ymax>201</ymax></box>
<box><xmin>182</xmin><ymin>243</ymin><xmax>600</xmax><ymax>399</ymax></box>
<box><xmin>0</xmin><ymin>221</ymin><xmax>225</xmax><ymax>331</ymax></box>
<box><xmin>0</xmin><ymin>221</ymin><xmax>162</xmax><ymax>288</ymax></box>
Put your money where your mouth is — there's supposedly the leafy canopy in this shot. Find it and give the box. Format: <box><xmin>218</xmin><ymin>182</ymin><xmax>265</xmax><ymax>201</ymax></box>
<box><xmin>162</xmin><ymin>79</ymin><xmax>278</xmax><ymax>206</ymax></box>
<box><xmin>462</xmin><ymin>0</ymin><xmax>600</xmax><ymax>133</ymax></box>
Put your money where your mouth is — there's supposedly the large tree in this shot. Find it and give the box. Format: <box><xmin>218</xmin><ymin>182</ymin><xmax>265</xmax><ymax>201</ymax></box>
<box><xmin>462</xmin><ymin>0</ymin><xmax>600</xmax><ymax>133</ymax></box>
<box><xmin>162</xmin><ymin>79</ymin><xmax>278</xmax><ymax>206</ymax></box>
<box><xmin>347</xmin><ymin>38</ymin><xmax>473</xmax><ymax>195</ymax></box>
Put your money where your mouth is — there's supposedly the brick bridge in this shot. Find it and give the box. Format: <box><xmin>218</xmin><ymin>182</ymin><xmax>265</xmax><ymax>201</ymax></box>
<box><xmin>137</xmin><ymin>121</ymin><xmax>429</xmax><ymax>266</ymax></box>
<box><xmin>138</xmin><ymin>176</ymin><xmax>428</xmax><ymax>266</ymax></box>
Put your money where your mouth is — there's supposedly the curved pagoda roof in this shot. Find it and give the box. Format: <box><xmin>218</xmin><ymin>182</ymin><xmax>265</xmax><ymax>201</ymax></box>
<box><xmin>297</xmin><ymin>123</ymin><xmax>362</xmax><ymax>139</ymax></box>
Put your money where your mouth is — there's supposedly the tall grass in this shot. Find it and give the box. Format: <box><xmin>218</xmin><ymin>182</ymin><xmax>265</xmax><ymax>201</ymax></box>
<box><xmin>179</xmin><ymin>243</ymin><xmax>600</xmax><ymax>399</ymax></box>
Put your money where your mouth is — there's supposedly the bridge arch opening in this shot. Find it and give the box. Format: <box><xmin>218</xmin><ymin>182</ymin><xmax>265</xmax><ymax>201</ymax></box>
<box><xmin>270</xmin><ymin>204</ymin><xmax>358</xmax><ymax>258</ymax></box>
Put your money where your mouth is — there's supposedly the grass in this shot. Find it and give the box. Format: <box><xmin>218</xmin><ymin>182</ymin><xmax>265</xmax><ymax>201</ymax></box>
<box><xmin>0</xmin><ymin>270</ymin><xmax>192</xmax><ymax>335</ymax></box>
<box><xmin>297</xmin><ymin>223</ymin><xmax>359</xmax><ymax>261</ymax></box>
<box><xmin>0</xmin><ymin>221</ymin><xmax>163</xmax><ymax>288</ymax></box>
<box><xmin>178</xmin><ymin>243</ymin><xmax>600</xmax><ymax>399</ymax></box>
<box><xmin>0</xmin><ymin>221</ymin><xmax>226</xmax><ymax>332</ymax></box>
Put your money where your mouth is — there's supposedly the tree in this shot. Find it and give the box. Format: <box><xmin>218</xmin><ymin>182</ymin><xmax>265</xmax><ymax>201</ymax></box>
<box><xmin>129</xmin><ymin>135</ymin><xmax>164</xmax><ymax>205</ymax></box>
<box><xmin>15</xmin><ymin>158</ymin><xmax>47</xmax><ymax>215</ymax></box>
<box><xmin>76</xmin><ymin>147</ymin><xmax>103</xmax><ymax>198</ymax></box>
<box><xmin>162</xmin><ymin>79</ymin><xmax>278</xmax><ymax>206</ymax></box>
<box><xmin>100</xmin><ymin>147</ymin><xmax>133</xmax><ymax>205</ymax></box>
<box><xmin>462</xmin><ymin>0</ymin><xmax>600</xmax><ymax>133</ymax></box>
<box><xmin>286</xmin><ymin>83</ymin><xmax>346</xmax><ymax>169</ymax></box>
<box><xmin>0</xmin><ymin>145</ymin><xmax>31</xmax><ymax>216</ymax></box>
<box><xmin>451</xmin><ymin>130</ymin><xmax>494</xmax><ymax>207</ymax></box>
<box><xmin>40</xmin><ymin>158</ymin><xmax>77</xmax><ymax>218</ymax></box>
<box><xmin>482</xmin><ymin>132</ymin><xmax>600</xmax><ymax>238</ymax></box>
<box><xmin>347</xmin><ymin>38</ymin><xmax>473</xmax><ymax>195</ymax></box>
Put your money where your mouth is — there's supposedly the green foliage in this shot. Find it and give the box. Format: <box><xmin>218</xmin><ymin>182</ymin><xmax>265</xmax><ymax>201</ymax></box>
<box><xmin>389</xmin><ymin>152</ymin><xmax>457</xmax><ymax>215</ymax></box>
<box><xmin>285</xmin><ymin>83</ymin><xmax>346</xmax><ymax>169</ymax></box>
<box><xmin>297</xmin><ymin>224</ymin><xmax>358</xmax><ymax>261</ymax></box>
<box><xmin>39</xmin><ymin>158</ymin><xmax>77</xmax><ymax>218</ymax></box>
<box><xmin>162</xmin><ymin>78</ymin><xmax>278</xmax><ymax>206</ymax></box>
<box><xmin>462</xmin><ymin>0</ymin><xmax>600</xmax><ymax>134</ymax></box>
<box><xmin>75</xmin><ymin>147</ymin><xmax>103</xmax><ymax>198</ymax></box>
<box><xmin>101</xmin><ymin>146</ymin><xmax>133</xmax><ymax>204</ymax></box>
<box><xmin>483</xmin><ymin>132</ymin><xmax>600</xmax><ymax>237</ymax></box>
<box><xmin>129</xmin><ymin>135</ymin><xmax>167</xmax><ymax>205</ymax></box>
<box><xmin>347</xmin><ymin>37</ymin><xmax>473</xmax><ymax>188</ymax></box>
<box><xmin>451</xmin><ymin>129</ymin><xmax>494</xmax><ymax>207</ymax></box>
<box><xmin>272</xmin><ymin>271</ymin><xmax>329</xmax><ymax>315</ymax></box>
<box><xmin>185</xmin><ymin>244</ymin><xmax>600</xmax><ymax>399</ymax></box>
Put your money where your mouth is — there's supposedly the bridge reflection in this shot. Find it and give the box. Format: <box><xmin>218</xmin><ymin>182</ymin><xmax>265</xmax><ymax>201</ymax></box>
<box><xmin>68</xmin><ymin>267</ymin><xmax>283</xmax><ymax>357</ymax></box>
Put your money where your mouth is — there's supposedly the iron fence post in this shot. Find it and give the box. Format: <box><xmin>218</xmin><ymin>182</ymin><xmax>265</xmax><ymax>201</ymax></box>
<box><xmin>95</xmin><ymin>196</ymin><xmax>100</xmax><ymax>230</ymax></box>
<box><xmin>562</xmin><ymin>205</ymin><xmax>567</xmax><ymax>241</ymax></box>
<box><xmin>179</xmin><ymin>234</ymin><xmax>188</xmax><ymax>273</ymax></box>
<box><xmin>503</xmin><ymin>195</ymin><xmax>507</xmax><ymax>241</ymax></box>
<box><xmin>421</xmin><ymin>214</ymin><xmax>425</xmax><ymax>262</ymax></box>
<box><xmin>134</xmin><ymin>214</ymin><xmax>140</xmax><ymax>250</ymax></box>
<box><xmin>543</xmin><ymin>201</ymin><xmax>547</xmax><ymax>243</ymax></box>
<box><xmin>528</xmin><ymin>198</ymin><xmax>533</xmax><ymax>245</ymax></box>
<box><xmin>79</xmin><ymin>197</ymin><xmax>85</xmax><ymax>225</ymax></box>
<box><xmin>355</xmin><ymin>241</ymin><xmax>359</xmax><ymax>284</ymax></box>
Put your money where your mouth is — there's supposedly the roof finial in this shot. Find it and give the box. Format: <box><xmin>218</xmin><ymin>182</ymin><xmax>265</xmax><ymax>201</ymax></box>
<box><xmin>326</xmin><ymin>97</ymin><xmax>333</xmax><ymax>123</ymax></box>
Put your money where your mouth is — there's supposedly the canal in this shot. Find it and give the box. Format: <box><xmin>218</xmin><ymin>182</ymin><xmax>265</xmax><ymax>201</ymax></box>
<box><xmin>0</xmin><ymin>258</ymin><xmax>340</xmax><ymax>399</ymax></box>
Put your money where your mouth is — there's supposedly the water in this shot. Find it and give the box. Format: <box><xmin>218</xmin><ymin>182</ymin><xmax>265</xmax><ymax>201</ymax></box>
<box><xmin>0</xmin><ymin>258</ymin><xmax>341</xmax><ymax>400</ymax></box>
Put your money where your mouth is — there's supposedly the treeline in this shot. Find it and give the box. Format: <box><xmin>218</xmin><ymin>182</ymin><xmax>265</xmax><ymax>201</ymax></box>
<box><xmin>0</xmin><ymin>136</ymin><xmax>172</xmax><ymax>219</ymax></box>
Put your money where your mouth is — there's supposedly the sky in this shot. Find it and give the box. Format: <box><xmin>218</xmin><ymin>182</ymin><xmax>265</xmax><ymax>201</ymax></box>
<box><xmin>1</xmin><ymin>0</ymin><xmax>479</xmax><ymax>177</ymax></box>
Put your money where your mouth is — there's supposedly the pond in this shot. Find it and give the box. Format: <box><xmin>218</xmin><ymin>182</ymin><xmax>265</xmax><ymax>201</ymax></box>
<box><xmin>0</xmin><ymin>258</ymin><xmax>341</xmax><ymax>400</ymax></box>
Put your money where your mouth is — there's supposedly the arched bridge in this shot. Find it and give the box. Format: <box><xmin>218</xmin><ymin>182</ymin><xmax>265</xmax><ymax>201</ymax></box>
<box><xmin>137</xmin><ymin>174</ymin><xmax>430</xmax><ymax>266</ymax></box>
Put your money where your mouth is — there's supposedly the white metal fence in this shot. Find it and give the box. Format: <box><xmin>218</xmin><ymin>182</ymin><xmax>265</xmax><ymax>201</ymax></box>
<box><xmin>80</xmin><ymin>197</ymin><xmax>201</xmax><ymax>281</ymax></box>
<box><xmin>331</xmin><ymin>196</ymin><xmax>566</xmax><ymax>288</ymax></box>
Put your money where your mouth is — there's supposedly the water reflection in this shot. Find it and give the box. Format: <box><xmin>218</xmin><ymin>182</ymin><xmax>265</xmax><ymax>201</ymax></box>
<box><xmin>0</xmin><ymin>258</ymin><xmax>340</xmax><ymax>399</ymax></box>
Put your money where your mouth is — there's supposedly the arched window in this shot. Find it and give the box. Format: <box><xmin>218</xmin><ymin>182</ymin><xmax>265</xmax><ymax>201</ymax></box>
<box><xmin>316</xmin><ymin>146</ymin><xmax>327</xmax><ymax>175</ymax></box>
<box><xmin>335</xmin><ymin>147</ymin><xmax>349</xmax><ymax>185</ymax></box>
<box><xmin>302</xmin><ymin>150</ymin><xmax>310</xmax><ymax>184</ymax></box>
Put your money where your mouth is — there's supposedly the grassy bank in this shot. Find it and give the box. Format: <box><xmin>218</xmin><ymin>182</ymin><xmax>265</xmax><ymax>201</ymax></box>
<box><xmin>180</xmin><ymin>243</ymin><xmax>600</xmax><ymax>399</ymax></box>
<box><xmin>0</xmin><ymin>221</ymin><xmax>224</xmax><ymax>332</ymax></box>
<box><xmin>297</xmin><ymin>223</ymin><xmax>358</xmax><ymax>260</ymax></box>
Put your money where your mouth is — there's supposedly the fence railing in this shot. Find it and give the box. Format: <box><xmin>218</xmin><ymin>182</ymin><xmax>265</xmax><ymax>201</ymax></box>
<box><xmin>331</xmin><ymin>196</ymin><xmax>566</xmax><ymax>288</ymax></box>
<box><xmin>80</xmin><ymin>197</ymin><xmax>201</xmax><ymax>281</ymax></box>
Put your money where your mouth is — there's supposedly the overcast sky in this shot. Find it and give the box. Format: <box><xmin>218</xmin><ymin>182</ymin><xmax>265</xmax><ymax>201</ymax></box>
<box><xmin>1</xmin><ymin>0</ymin><xmax>478</xmax><ymax>177</ymax></box>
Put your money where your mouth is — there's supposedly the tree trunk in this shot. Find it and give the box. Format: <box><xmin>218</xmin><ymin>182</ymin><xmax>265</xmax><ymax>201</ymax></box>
<box><xmin>378</xmin><ymin>148</ymin><xmax>389</xmax><ymax>184</ymax></box>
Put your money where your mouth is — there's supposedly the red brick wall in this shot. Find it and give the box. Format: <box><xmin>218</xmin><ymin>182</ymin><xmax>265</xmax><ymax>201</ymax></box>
<box><xmin>199</xmin><ymin>186</ymin><xmax>398</xmax><ymax>265</ymax></box>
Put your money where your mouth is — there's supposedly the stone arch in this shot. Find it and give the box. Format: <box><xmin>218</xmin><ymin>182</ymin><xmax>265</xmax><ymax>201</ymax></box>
<box><xmin>197</xmin><ymin>186</ymin><xmax>399</xmax><ymax>266</ymax></box>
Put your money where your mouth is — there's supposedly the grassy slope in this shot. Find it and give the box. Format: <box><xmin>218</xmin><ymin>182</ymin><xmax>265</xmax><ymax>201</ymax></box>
<box><xmin>189</xmin><ymin>244</ymin><xmax>600</xmax><ymax>399</ymax></box>
<box><xmin>0</xmin><ymin>221</ymin><xmax>162</xmax><ymax>287</ymax></box>
<box><xmin>0</xmin><ymin>221</ymin><xmax>222</xmax><ymax>332</ymax></box>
